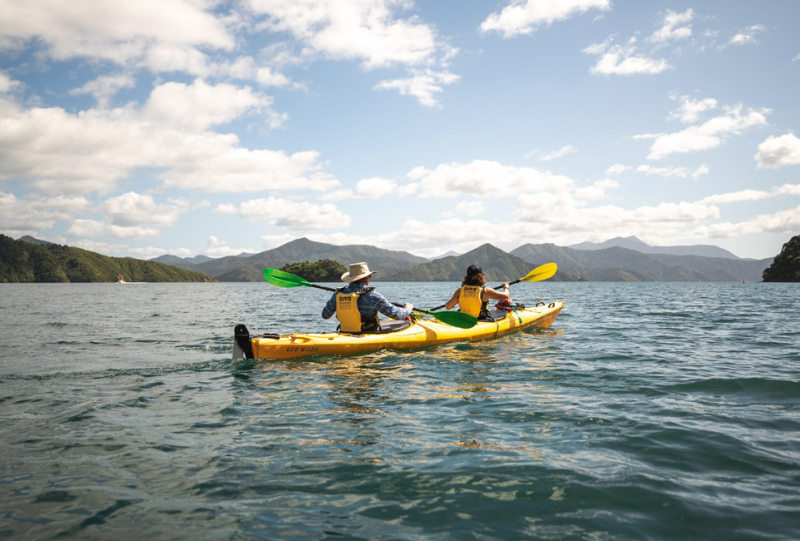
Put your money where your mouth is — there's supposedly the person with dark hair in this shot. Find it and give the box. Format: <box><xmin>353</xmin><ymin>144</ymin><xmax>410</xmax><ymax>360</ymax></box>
<box><xmin>444</xmin><ymin>265</ymin><xmax>510</xmax><ymax>320</ymax></box>
<box><xmin>322</xmin><ymin>262</ymin><xmax>413</xmax><ymax>333</ymax></box>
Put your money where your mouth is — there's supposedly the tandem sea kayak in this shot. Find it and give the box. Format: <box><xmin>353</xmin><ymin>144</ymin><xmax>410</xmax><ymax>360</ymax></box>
<box><xmin>232</xmin><ymin>301</ymin><xmax>564</xmax><ymax>360</ymax></box>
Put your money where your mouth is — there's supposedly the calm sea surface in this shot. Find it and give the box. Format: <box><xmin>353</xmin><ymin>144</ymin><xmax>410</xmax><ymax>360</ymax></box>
<box><xmin>1</xmin><ymin>282</ymin><xmax>799</xmax><ymax>540</ymax></box>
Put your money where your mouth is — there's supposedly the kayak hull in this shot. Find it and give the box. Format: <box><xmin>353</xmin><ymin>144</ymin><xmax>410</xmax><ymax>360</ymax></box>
<box><xmin>235</xmin><ymin>301</ymin><xmax>563</xmax><ymax>360</ymax></box>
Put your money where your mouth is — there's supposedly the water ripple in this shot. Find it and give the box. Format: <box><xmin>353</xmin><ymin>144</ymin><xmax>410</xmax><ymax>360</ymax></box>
<box><xmin>1</xmin><ymin>282</ymin><xmax>799</xmax><ymax>539</ymax></box>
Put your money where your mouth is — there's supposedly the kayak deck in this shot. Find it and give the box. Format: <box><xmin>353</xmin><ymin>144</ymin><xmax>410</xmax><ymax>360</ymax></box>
<box><xmin>234</xmin><ymin>301</ymin><xmax>563</xmax><ymax>360</ymax></box>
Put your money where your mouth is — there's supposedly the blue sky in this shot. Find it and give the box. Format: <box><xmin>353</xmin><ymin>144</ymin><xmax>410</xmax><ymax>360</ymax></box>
<box><xmin>1</xmin><ymin>0</ymin><xmax>799</xmax><ymax>260</ymax></box>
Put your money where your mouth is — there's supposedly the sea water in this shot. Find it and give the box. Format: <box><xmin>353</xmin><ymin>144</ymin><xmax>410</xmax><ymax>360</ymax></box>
<box><xmin>0</xmin><ymin>282</ymin><xmax>798</xmax><ymax>540</ymax></box>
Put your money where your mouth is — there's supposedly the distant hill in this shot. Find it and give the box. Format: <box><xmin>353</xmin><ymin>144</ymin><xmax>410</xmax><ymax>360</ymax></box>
<box><xmin>569</xmin><ymin>236</ymin><xmax>742</xmax><ymax>260</ymax></box>
<box><xmin>17</xmin><ymin>235</ymin><xmax>55</xmax><ymax>246</ymax></box>
<box><xmin>385</xmin><ymin>243</ymin><xmax>579</xmax><ymax>282</ymax></box>
<box><xmin>428</xmin><ymin>250</ymin><xmax>461</xmax><ymax>260</ymax></box>
<box><xmin>192</xmin><ymin>237</ymin><xmax>429</xmax><ymax>282</ymax></box>
<box><xmin>0</xmin><ymin>235</ymin><xmax>214</xmax><ymax>283</ymax></box>
<box><xmin>150</xmin><ymin>254</ymin><xmax>217</xmax><ymax>268</ymax></box>
<box><xmin>511</xmin><ymin>243</ymin><xmax>772</xmax><ymax>282</ymax></box>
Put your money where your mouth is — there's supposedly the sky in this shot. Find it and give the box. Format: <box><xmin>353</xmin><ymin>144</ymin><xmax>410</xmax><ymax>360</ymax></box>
<box><xmin>1</xmin><ymin>0</ymin><xmax>799</xmax><ymax>261</ymax></box>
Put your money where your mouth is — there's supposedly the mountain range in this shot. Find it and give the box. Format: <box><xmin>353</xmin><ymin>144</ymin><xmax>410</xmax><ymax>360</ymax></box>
<box><xmin>153</xmin><ymin>237</ymin><xmax>429</xmax><ymax>282</ymax></box>
<box><xmin>568</xmin><ymin>236</ymin><xmax>743</xmax><ymax>259</ymax></box>
<box><xmin>150</xmin><ymin>236</ymin><xmax>774</xmax><ymax>283</ymax></box>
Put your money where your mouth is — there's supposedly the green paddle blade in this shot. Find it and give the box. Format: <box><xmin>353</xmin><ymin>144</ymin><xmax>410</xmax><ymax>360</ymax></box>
<box><xmin>428</xmin><ymin>310</ymin><xmax>478</xmax><ymax>329</ymax></box>
<box><xmin>520</xmin><ymin>262</ymin><xmax>557</xmax><ymax>283</ymax></box>
<box><xmin>263</xmin><ymin>268</ymin><xmax>310</xmax><ymax>288</ymax></box>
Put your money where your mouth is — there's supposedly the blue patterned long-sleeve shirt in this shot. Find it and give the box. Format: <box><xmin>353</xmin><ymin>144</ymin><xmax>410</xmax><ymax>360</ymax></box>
<box><xmin>322</xmin><ymin>283</ymin><xmax>411</xmax><ymax>321</ymax></box>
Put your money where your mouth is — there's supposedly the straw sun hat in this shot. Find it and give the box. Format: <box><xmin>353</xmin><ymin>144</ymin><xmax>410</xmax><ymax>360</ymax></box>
<box><xmin>341</xmin><ymin>262</ymin><xmax>377</xmax><ymax>282</ymax></box>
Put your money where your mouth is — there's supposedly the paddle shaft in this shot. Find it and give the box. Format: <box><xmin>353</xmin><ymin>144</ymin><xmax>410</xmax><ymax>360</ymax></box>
<box><xmin>281</xmin><ymin>278</ymin><xmax>437</xmax><ymax>317</ymax></box>
<box><xmin>427</xmin><ymin>282</ymin><xmax>510</xmax><ymax>312</ymax></box>
<box><xmin>263</xmin><ymin>267</ymin><xmax>477</xmax><ymax>327</ymax></box>
<box><xmin>315</xmin><ymin>282</ymin><xmax>434</xmax><ymax>316</ymax></box>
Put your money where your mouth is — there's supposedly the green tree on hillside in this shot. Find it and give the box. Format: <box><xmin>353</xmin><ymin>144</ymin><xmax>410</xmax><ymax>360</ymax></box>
<box><xmin>280</xmin><ymin>259</ymin><xmax>347</xmax><ymax>282</ymax></box>
<box><xmin>762</xmin><ymin>235</ymin><xmax>800</xmax><ymax>282</ymax></box>
<box><xmin>31</xmin><ymin>249</ymin><xmax>68</xmax><ymax>282</ymax></box>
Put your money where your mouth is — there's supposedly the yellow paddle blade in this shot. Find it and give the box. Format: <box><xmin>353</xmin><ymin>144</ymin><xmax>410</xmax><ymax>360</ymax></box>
<box><xmin>520</xmin><ymin>262</ymin><xmax>557</xmax><ymax>283</ymax></box>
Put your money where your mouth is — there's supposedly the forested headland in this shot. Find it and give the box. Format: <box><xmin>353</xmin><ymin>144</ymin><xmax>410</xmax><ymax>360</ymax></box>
<box><xmin>762</xmin><ymin>235</ymin><xmax>800</xmax><ymax>282</ymax></box>
<box><xmin>0</xmin><ymin>235</ymin><xmax>214</xmax><ymax>283</ymax></box>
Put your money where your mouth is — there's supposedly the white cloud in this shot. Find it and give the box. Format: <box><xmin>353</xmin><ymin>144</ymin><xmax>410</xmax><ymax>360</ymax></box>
<box><xmin>698</xmin><ymin>183</ymin><xmax>800</xmax><ymax>205</ymax></box>
<box><xmin>0</xmin><ymin>70</ymin><xmax>20</xmax><ymax>92</ymax></box>
<box><xmin>212</xmin><ymin>55</ymin><xmax>295</xmax><ymax>89</ymax></box>
<box><xmin>261</xmin><ymin>233</ymin><xmax>299</xmax><ymax>250</ymax></box>
<box><xmin>247</xmin><ymin>0</ymin><xmax>444</xmax><ymax>70</ymax></box>
<box><xmin>539</xmin><ymin>145</ymin><xmax>576</xmax><ymax>161</ymax></box>
<box><xmin>0</xmin><ymin>191</ymin><xmax>90</xmax><ymax>233</ymax></box>
<box><xmin>639</xmin><ymin>103</ymin><xmax>769</xmax><ymax>160</ymax></box>
<box><xmin>636</xmin><ymin>164</ymin><xmax>708</xmax><ymax>179</ymax></box>
<box><xmin>354</xmin><ymin>177</ymin><xmax>398</xmax><ymax>198</ymax></box>
<box><xmin>0</xmin><ymin>80</ymin><xmax>338</xmax><ymax>195</ymax></box>
<box><xmin>323</xmin><ymin>177</ymin><xmax>400</xmax><ymax>201</ymax></box>
<box><xmin>212</xmin><ymin>203</ymin><xmax>239</xmax><ymax>215</ymax></box>
<box><xmin>67</xmin><ymin>192</ymin><xmax>188</xmax><ymax>239</ymax></box>
<box><xmin>755</xmin><ymin>133</ymin><xmax>800</xmax><ymax>168</ymax></box>
<box><xmin>605</xmin><ymin>164</ymin><xmax>632</xmax><ymax>175</ymax></box>
<box><xmin>575</xmin><ymin>179</ymin><xmax>618</xmax><ymax>200</ymax></box>
<box><xmin>776</xmin><ymin>183</ymin><xmax>800</xmax><ymax>196</ymax></box>
<box><xmin>302</xmin><ymin>175</ymin><xmax>800</xmax><ymax>257</ymax></box>
<box><xmin>697</xmin><ymin>205</ymin><xmax>800</xmax><ymax>238</ymax></box>
<box><xmin>729</xmin><ymin>24</ymin><xmax>765</xmax><ymax>46</ymax></box>
<box><xmin>374</xmin><ymin>68</ymin><xmax>460</xmax><ymax>107</ymax></box>
<box><xmin>700</xmin><ymin>189</ymin><xmax>772</xmax><ymax>205</ymax></box>
<box><xmin>692</xmin><ymin>165</ymin><xmax>710</xmax><ymax>179</ymax></box>
<box><xmin>255</xmin><ymin>66</ymin><xmax>291</xmax><ymax>87</ymax></box>
<box><xmin>455</xmin><ymin>201</ymin><xmax>487</xmax><ymax>216</ymax></box>
<box><xmin>69</xmin><ymin>74</ymin><xmax>136</xmax><ymax>107</ymax></box>
<box><xmin>648</xmin><ymin>9</ymin><xmax>693</xmax><ymax>43</ymax></box>
<box><xmin>245</xmin><ymin>0</ymin><xmax>460</xmax><ymax>104</ymax></box>
<box><xmin>513</xmin><ymin>191</ymin><xmax>581</xmax><ymax>222</ymax></box>
<box><xmin>410</xmin><ymin>159</ymin><xmax>574</xmax><ymax>199</ymax></box>
<box><xmin>0</xmin><ymin>0</ymin><xmax>233</xmax><ymax>68</ymax></box>
<box><xmin>514</xmin><ymin>196</ymin><xmax>718</xmax><ymax>227</ymax></box>
<box><xmin>67</xmin><ymin>219</ymin><xmax>107</xmax><ymax>238</ymax></box>
<box><xmin>102</xmin><ymin>192</ymin><xmax>187</xmax><ymax>228</ymax></box>
<box><xmin>668</xmin><ymin>96</ymin><xmax>718</xmax><ymax>124</ymax></box>
<box><xmin>480</xmin><ymin>0</ymin><xmax>611</xmax><ymax>39</ymax></box>
<box><xmin>143</xmin><ymin>79</ymin><xmax>271</xmax><ymax>130</ymax></box>
<box><xmin>199</xmin><ymin>235</ymin><xmax>254</xmax><ymax>258</ymax></box>
<box><xmin>65</xmin><ymin>238</ymin><xmax>173</xmax><ymax>259</ymax></box>
<box><xmin>584</xmin><ymin>37</ymin><xmax>671</xmax><ymax>75</ymax></box>
<box><xmin>238</xmin><ymin>196</ymin><xmax>351</xmax><ymax>231</ymax></box>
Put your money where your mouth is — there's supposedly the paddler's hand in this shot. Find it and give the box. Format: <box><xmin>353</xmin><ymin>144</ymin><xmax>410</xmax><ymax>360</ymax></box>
<box><xmin>403</xmin><ymin>303</ymin><xmax>413</xmax><ymax>311</ymax></box>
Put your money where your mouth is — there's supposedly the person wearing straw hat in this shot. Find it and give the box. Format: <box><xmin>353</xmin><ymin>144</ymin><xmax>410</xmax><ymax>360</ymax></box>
<box><xmin>322</xmin><ymin>262</ymin><xmax>413</xmax><ymax>333</ymax></box>
<box><xmin>444</xmin><ymin>264</ymin><xmax>510</xmax><ymax>320</ymax></box>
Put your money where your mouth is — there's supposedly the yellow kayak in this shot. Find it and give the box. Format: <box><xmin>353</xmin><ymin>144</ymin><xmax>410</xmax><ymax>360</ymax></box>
<box><xmin>233</xmin><ymin>301</ymin><xmax>564</xmax><ymax>360</ymax></box>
